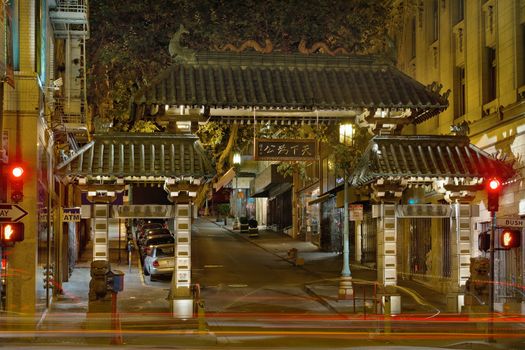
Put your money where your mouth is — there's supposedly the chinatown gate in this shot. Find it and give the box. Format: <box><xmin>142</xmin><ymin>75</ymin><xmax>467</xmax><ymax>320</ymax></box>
<box><xmin>55</xmin><ymin>33</ymin><xmax>514</xmax><ymax>313</ymax></box>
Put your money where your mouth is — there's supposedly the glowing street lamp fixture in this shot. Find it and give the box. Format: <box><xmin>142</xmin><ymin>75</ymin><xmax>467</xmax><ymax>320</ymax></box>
<box><xmin>233</xmin><ymin>152</ymin><xmax>241</xmax><ymax>165</ymax></box>
<box><xmin>339</xmin><ymin>123</ymin><xmax>354</xmax><ymax>145</ymax></box>
<box><xmin>338</xmin><ymin>123</ymin><xmax>354</xmax><ymax>299</ymax></box>
<box><xmin>232</xmin><ymin>152</ymin><xmax>242</xmax><ymax>230</ymax></box>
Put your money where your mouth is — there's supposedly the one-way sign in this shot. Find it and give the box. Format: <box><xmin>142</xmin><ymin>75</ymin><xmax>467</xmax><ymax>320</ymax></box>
<box><xmin>0</xmin><ymin>203</ymin><xmax>28</xmax><ymax>222</ymax></box>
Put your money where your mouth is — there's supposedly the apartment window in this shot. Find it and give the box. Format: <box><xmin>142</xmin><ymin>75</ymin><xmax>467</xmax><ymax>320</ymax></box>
<box><xmin>411</xmin><ymin>16</ymin><xmax>416</xmax><ymax>59</ymax></box>
<box><xmin>454</xmin><ymin>66</ymin><xmax>466</xmax><ymax>118</ymax></box>
<box><xmin>518</xmin><ymin>23</ymin><xmax>525</xmax><ymax>87</ymax></box>
<box><xmin>453</xmin><ymin>0</ymin><xmax>465</xmax><ymax>24</ymax></box>
<box><xmin>431</xmin><ymin>0</ymin><xmax>439</xmax><ymax>43</ymax></box>
<box><xmin>484</xmin><ymin>47</ymin><xmax>497</xmax><ymax>103</ymax></box>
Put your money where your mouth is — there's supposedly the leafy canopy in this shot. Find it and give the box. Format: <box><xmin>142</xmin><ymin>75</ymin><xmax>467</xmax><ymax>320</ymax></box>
<box><xmin>88</xmin><ymin>0</ymin><xmax>395</xmax><ymax>131</ymax></box>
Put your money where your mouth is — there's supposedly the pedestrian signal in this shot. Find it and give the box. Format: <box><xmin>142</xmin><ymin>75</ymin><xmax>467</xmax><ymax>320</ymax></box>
<box><xmin>0</xmin><ymin>223</ymin><xmax>25</xmax><ymax>243</ymax></box>
<box><xmin>500</xmin><ymin>228</ymin><xmax>521</xmax><ymax>249</ymax></box>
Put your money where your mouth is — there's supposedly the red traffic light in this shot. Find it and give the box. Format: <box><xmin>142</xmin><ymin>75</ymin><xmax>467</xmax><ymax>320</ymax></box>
<box><xmin>486</xmin><ymin>177</ymin><xmax>502</xmax><ymax>212</ymax></box>
<box><xmin>8</xmin><ymin>164</ymin><xmax>25</xmax><ymax>203</ymax></box>
<box><xmin>487</xmin><ymin>177</ymin><xmax>501</xmax><ymax>191</ymax></box>
<box><xmin>500</xmin><ymin>228</ymin><xmax>521</xmax><ymax>249</ymax></box>
<box><xmin>0</xmin><ymin>223</ymin><xmax>25</xmax><ymax>244</ymax></box>
<box><xmin>11</xmin><ymin>166</ymin><xmax>24</xmax><ymax>178</ymax></box>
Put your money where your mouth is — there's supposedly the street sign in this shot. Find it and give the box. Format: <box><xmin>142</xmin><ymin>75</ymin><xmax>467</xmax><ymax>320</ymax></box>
<box><xmin>349</xmin><ymin>204</ymin><xmax>363</xmax><ymax>221</ymax></box>
<box><xmin>496</xmin><ymin>218</ymin><xmax>525</xmax><ymax>228</ymax></box>
<box><xmin>0</xmin><ymin>203</ymin><xmax>28</xmax><ymax>222</ymax></box>
<box><xmin>62</xmin><ymin>207</ymin><xmax>81</xmax><ymax>222</ymax></box>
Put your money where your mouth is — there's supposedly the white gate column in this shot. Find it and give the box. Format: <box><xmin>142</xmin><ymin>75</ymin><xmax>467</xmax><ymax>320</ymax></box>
<box><xmin>449</xmin><ymin>203</ymin><xmax>478</xmax><ymax>312</ymax></box>
<box><xmin>375</xmin><ymin>203</ymin><xmax>401</xmax><ymax>314</ymax></box>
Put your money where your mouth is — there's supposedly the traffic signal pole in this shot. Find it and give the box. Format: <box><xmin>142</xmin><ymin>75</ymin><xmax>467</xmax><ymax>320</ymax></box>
<box><xmin>489</xmin><ymin>210</ymin><xmax>496</xmax><ymax>342</ymax></box>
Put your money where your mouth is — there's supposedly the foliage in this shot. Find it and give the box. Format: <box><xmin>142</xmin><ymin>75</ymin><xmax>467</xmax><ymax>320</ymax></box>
<box><xmin>328</xmin><ymin>126</ymin><xmax>371</xmax><ymax>176</ymax></box>
<box><xmin>216</xmin><ymin>203</ymin><xmax>230</xmax><ymax>217</ymax></box>
<box><xmin>87</xmin><ymin>0</ymin><xmax>391</xmax><ymax>183</ymax></box>
<box><xmin>272</xmin><ymin>124</ymin><xmax>371</xmax><ymax>180</ymax></box>
<box><xmin>128</xmin><ymin>120</ymin><xmax>160</xmax><ymax>133</ymax></box>
<box><xmin>88</xmin><ymin>0</ymin><xmax>396</xmax><ymax>132</ymax></box>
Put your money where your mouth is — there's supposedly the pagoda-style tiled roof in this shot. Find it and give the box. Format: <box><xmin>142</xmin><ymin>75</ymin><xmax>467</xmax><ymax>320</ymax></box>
<box><xmin>132</xmin><ymin>52</ymin><xmax>448</xmax><ymax>124</ymax></box>
<box><xmin>351</xmin><ymin>135</ymin><xmax>515</xmax><ymax>186</ymax></box>
<box><xmin>56</xmin><ymin>133</ymin><xmax>214</xmax><ymax>180</ymax></box>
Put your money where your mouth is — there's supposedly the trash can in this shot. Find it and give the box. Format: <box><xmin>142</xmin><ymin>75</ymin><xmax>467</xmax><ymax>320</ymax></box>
<box><xmin>240</xmin><ymin>217</ymin><xmax>249</xmax><ymax>234</ymax></box>
<box><xmin>248</xmin><ymin>218</ymin><xmax>259</xmax><ymax>237</ymax></box>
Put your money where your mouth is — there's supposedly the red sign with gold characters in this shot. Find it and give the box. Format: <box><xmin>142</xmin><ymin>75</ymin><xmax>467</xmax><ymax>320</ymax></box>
<box><xmin>254</xmin><ymin>138</ymin><xmax>317</xmax><ymax>161</ymax></box>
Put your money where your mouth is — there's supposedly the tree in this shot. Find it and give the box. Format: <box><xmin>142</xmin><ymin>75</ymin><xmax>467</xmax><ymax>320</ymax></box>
<box><xmin>88</xmin><ymin>0</ymin><xmax>397</xmax><ymax>132</ymax></box>
<box><xmin>87</xmin><ymin>0</ymin><xmax>397</xmax><ymax>208</ymax></box>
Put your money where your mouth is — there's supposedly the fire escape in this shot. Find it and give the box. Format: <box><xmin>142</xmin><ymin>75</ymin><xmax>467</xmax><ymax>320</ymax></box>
<box><xmin>49</xmin><ymin>0</ymin><xmax>89</xmax><ymax>155</ymax></box>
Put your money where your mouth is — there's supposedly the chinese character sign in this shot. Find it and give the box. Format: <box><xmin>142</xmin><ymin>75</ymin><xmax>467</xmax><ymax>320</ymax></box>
<box><xmin>254</xmin><ymin>138</ymin><xmax>317</xmax><ymax>161</ymax></box>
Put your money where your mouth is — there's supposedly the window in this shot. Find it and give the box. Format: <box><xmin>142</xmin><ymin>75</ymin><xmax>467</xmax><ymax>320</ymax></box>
<box><xmin>454</xmin><ymin>66</ymin><xmax>466</xmax><ymax>118</ymax></box>
<box><xmin>430</xmin><ymin>0</ymin><xmax>439</xmax><ymax>43</ymax></box>
<box><xmin>321</xmin><ymin>156</ymin><xmax>336</xmax><ymax>193</ymax></box>
<box><xmin>518</xmin><ymin>23</ymin><xmax>525</xmax><ymax>87</ymax></box>
<box><xmin>411</xmin><ymin>16</ymin><xmax>416</xmax><ymax>59</ymax></box>
<box><xmin>453</xmin><ymin>0</ymin><xmax>465</xmax><ymax>24</ymax></box>
<box><xmin>484</xmin><ymin>46</ymin><xmax>497</xmax><ymax>103</ymax></box>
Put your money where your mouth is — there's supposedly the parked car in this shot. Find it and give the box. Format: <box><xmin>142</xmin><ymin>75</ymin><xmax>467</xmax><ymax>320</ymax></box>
<box><xmin>143</xmin><ymin>243</ymin><xmax>176</xmax><ymax>281</ymax></box>
<box><xmin>138</xmin><ymin>228</ymin><xmax>172</xmax><ymax>246</ymax></box>
<box><xmin>140</xmin><ymin>235</ymin><xmax>174</xmax><ymax>259</ymax></box>
<box><xmin>135</xmin><ymin>222</ymin><xmax>164</xmax><ymax>240</ymax></box>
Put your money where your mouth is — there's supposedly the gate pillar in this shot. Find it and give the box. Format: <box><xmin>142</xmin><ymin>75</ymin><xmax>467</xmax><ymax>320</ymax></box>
<box><xmin>169</xmin><ymin>202</ymin><xmax>194</xmax><ymax>319</ymax></box>
<box><xmin>449</xmin><ymin>203</ymin><xmax>478</xmax><ymax>312</ymax></box>
<box><xmin>376</xmin><ymin>204</ymin><xmax>397</xmax><ymax>286</ymax></box>
<box><xmin>93</xmin><ymin>204</ymin><xmax>110</xmax><ymax>261</ymax></box>
<box><xmin>171</xmin><ymin>203</ymin><xmax>192</xmax><ymax>296</ymax></box>
<box><xmin>375</xmin><ymin>204</ymin><xmax>401</xmax><ymax>314</ymax></box>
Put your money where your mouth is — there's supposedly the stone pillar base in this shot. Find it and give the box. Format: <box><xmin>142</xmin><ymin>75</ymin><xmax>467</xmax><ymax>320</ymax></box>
<box><xmin>446</xmin><ymin>292</ymin><xmax>464</xmax><ymax>313</ymax></box>
<box><xmin>170</xmin><ymin>298</ymin><xmax>193</xmax><ymax>319</ymax></box>
<box><xmin>338</xmin><ymin>276</ymin><xmax>354</xmax><ymax>300</ymax></box>
<box><xmin>378</xmin><ymin>294</ymin><xmax>401</xmax><ymax>315</ymax></box>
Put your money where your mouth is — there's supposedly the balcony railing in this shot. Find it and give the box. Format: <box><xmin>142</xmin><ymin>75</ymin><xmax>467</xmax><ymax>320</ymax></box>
<box><xmin>54</xmin><ymin>0</ymin><xmax>88</xmax><ymax>13</ymax></box>
<box><xmin>50</xmin><ymin>0</ymin><xmax>89</xmax><ymax>38</ymax></box>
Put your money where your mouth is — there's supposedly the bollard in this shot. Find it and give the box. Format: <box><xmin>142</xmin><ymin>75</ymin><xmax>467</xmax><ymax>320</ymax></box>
<box><xmin>383</xmin><ymin>295</ymin><xmax>391</xmax><ymax>334</ymax></box>
<box><xmin>197</xmin><ymin>300</ymin><xmax>206</xmax><ymax>332</ymax></box>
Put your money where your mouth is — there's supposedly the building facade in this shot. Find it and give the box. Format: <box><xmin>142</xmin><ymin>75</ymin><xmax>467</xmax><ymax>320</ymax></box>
<box><xmin>392</xmin><ymin>0</ymin><xmax>524</xmax><ymax>309</ymax></box>
<box><xmin>0</xmin><ymin>0</ymin><xmax>88</xmax><ymax>316</ymax></box>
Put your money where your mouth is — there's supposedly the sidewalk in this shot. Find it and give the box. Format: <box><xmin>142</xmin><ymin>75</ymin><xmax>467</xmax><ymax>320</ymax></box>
<box><xmin>209</xmin><ymin>217</ymin><xmax>448</xmax><ymax>316</ymax></box>
<box><xmin>40</xmin><ymin>216</ymin><xmax>450</xmax><ymax>328</ymax></box>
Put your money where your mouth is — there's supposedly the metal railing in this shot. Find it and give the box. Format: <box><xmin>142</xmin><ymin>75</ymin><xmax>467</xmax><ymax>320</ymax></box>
<box><xmin>350</xmin><ymin>280</ymin><xmax>382</xmax><ymax>317</ymax></box>
<box><xmin>54</xmin><ymin>0</ymin><xmax>88</xmax><ymax>13</ymax></box>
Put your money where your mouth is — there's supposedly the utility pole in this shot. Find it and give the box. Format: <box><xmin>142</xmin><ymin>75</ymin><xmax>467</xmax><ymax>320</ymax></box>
<box><xmin>489</xmin><ymin>209</ymin><xmax>496</xmax><ymax>342</ymax></box>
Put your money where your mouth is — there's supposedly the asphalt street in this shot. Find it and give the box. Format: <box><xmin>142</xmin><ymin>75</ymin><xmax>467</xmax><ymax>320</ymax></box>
<box><xmin>0</xmin><ymin>217</ymin><xmax>524</xmax><ymax>349</ymax></box>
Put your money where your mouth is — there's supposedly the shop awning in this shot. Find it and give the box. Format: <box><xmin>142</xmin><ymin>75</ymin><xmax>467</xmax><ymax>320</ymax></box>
<box><xmin>132</xmin><ymin>51</ymin><xmax>448</xmax><ymax>124</ymax></box>
<box><xmin>213</xmin><ymin>167</ymin><xmax>236</xmax><ymax>191</ymax></box>
<box><xmin>308</xmin><ymin>193</ymin><xmax>334</xmax><ymax>206</ymax></box>
<box><xmin>250</xmin><ymin>164</ymin><xmax>292</xmax><ymax>198</ymax></box>
<box><xmin>351</xmin><ymin>135</ymin><xmax>515</xmax><ymax>186</ymax></box>
<box><xmin>56</xmin><ymin>133</ymin><xmax>215</xmax><ymax>181</ymax></box>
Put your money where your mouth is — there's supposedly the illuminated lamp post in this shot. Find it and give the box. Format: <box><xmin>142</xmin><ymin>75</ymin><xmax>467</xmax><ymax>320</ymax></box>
<box><xmin>338</xmin><ymin>123</ymin><xmax>354</xmax><ymax>299</ymax></box>
<box><xmin>232</xmin><ymin>152</ymin><xmax>242</xmax><ymax>230</ymax></box>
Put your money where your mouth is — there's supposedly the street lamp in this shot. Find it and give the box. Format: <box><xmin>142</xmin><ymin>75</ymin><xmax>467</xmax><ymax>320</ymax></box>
<box><xmin>233</xmin><ymin>152</ymin><xmax>241</xmax><ymax>230</ymax></box>
<box><xmin>339</xmin><ymin>123</ymin><xmax>354</xmax><ymax>300</ymax></box>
